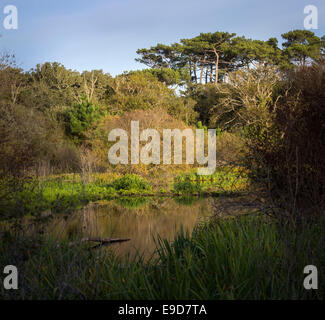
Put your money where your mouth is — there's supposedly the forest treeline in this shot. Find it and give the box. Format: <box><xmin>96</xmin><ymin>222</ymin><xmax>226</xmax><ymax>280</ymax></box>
<box><xmin>1</xmin><ymin>29</ymin><xmax>325</xmax><ymax>219</ymax></box>
<box><xmin>136</xmin><ymin>29</ymin><xmax>325</xmax><ymax>84</ymax></box>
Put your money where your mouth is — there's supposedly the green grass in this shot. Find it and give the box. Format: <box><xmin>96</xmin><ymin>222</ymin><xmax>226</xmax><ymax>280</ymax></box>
<box><xmin>1</xmin><ymin>168</ymin><xmax>247</xmax><ymax>220</ymax></box>
<box><xmin>1</xmin><ymin>215</ymin><xmax>324</xmax><ymax>300</ymax></box>
<box><xmin>0</xmin><ymin>174</ymin><xmax>154</xmax><ymax>219</ymax></box>
<box><xmin>112</xmin><ymin>174</ymin><xmax>152</xmax><ymax>192</ymax></box>
<box><xmin>173</xmin><ymin>167</ymin><xmax>248</xmax><ymax>195</ymax></box>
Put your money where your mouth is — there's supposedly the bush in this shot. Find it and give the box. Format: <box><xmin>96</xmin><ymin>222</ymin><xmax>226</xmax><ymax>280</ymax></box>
<box><xmin>173</xmin><ymin>174</ymin><xmax>202</xmax><ymax>194</ymax></box>
<box><xmin>108</xmin><ymin>72</ymin><xmax>197</xmax><ymax>123</ymax></box>
<box><xmin>92</xmin><ymin>107</ymin><xmax>196</xmax><ymax>172</ymax></box>
<box><xmin>245</xmin><ymin>59</ymin><xmax>325</xmax><ymax>219</ymax></box>
<box><xmin>65</xmin><ymin>97</ymin><xmax>101</xmax><ymax>143</ymax></box>
<box><xmin>112</xmin><ymin>174</ymin><xmax>151</xmax><ymax>192</ymax></box>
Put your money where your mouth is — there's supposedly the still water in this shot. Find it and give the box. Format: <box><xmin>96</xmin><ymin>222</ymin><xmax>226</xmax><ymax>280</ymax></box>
<box><xmin>48</xmin><ymin>196</ymin><xmax>219</xmax><ymax>259</ymax></box>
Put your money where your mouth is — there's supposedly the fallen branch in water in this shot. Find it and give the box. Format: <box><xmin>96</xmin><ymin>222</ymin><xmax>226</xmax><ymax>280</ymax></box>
<box><xmin>68</xmin><ymin>237</ymin><xmax>130</xmax><ymax>248</ymax></box>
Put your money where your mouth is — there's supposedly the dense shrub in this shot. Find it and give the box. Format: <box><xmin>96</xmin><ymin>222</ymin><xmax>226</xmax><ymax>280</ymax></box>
<box><xmin>64</xmin><ymin>97</ymin><xmax>101</xmax><ymax>143</ymax></box>
<box><xmin>91</xmin><ymin>107</ymin><xmax>196</xmax><ymax>173</ymax></box>
<box><xmin>173</xmin><ymin>174</ymin><xmax>202</xmax><ymax>194</ymax></box>
<box><xmin>108</xmin><ymin>72</ymin><xmax>197</xmax><ymax>123</ymax></box>
<box><xmin>112</xmin><ymin>174</ymin><xmax>151</xmax><ymax>192</ymax></box>
<box><xmin>245</xmin><ymin>59</ymin><xmax>325</xmax><ymax>219</ymax></box>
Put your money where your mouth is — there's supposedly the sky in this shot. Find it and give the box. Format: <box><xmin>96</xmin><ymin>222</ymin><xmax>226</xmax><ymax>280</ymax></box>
<box><xmin>0</xmin><ymin>0</ymin><xmax>324</xmax><ymax>76</ymax></box>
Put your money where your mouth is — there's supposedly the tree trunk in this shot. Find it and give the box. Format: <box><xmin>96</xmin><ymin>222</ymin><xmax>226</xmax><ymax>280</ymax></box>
<box><xmin>200</xmin><ymin>65</ymin><xmax>204</xmax><ymax>84</ymax></box>
<box><xmin>194</xmin><ymin>64</ymin><xmax>198</xmax><ymax>83</ymax></box>
<box><xmin>214</xmin><ymin>51</ymin><xmax>219</xmax><ymax>85</ymax></box>
<box><xmin>205</xmin><ymin>66</ymin><xmax>208</xmax><ymax>84</ymax></box>
<box><xmin>210</xmin><ymin>65</ymin><xmax>213</xmax><ymax>83</ymax></box>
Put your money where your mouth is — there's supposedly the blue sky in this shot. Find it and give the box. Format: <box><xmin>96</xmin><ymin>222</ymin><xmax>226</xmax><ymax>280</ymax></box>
<box><xmin>1</xmin><ymin>0</ymin><xmax>324</xmax><ymax>76</ymax></box>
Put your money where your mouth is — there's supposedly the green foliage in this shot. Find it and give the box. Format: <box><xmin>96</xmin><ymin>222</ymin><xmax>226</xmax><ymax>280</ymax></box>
<box><xmin>36</xmin><ymin>174</ymin><xmax>153</xmax><ymax>213</ymax></box>
<box><xmin>112</xmin><ymin>174</ymin><xmax>151</xmax><ymax>192</ymax></box>
<box><xmin>1</xmin><ymin>174</ymin><xmax>154</xmax><ymax>219</ymax></box>
<box><xmin>107</xmin><ymin>72</ymin><xmax>197</xmax><ymax>123</ymax></box>
<box><xmin>173</xmin><ymin>174</ymin><xmax>202</xmax><ymax>194</ymax></box>
<box><xmin>230</xmin><ymin>36</ymin><xmax>284</xmax><ymax>68</ymax></box>
<box><xmin>65</xmin><ymin>97</ymin><xmax>101</xmax><ymax>142</ymax></box>
<box><xmin>136</xmin><ymin>43</ymin><xmax>184</xmax><ymax>69</ymax></box>
<box><xmin>196</xmin><ymin>120</ymin><xmax>207</xmax><ymax>130</ymax></box>
<box><xmin>282</xmin><ymin>30</ymin><xmax>323</xmax><ymax>67</ymax></box>
<box><xmin>187</xmin><ymin>83</ymin><xmax>224</xmax><ymax>126</ymax></box>
<box><xmin>136</xmin><ymin>30</ymin><xmax>295</xmax><ymax>86</ymax></box>
<box><xmin>174</xmin><ymin>168</ymin><xmax>248</xmax><ymax>195</ymax></box>
<box><xmin>0</xmin><ymin>168</ymin><xmax>246</xmax><ymax>219</ymax></box>
<box><xmin>23</xmin><ymin>63</ymin><xmax>113</xmax><ymax>112</ymax></box>
<box><xmin>129</xmin><ymin>68</ymin><xmax>190</xmax><ymax>87</ymax></box>
<box><xmin>24</xmin><ymin>62</ymin><xmax>79</xmax><ymax>111</ymax></box>
<box><xmin>2</xmin><ymin>216</ymin><xmax>324</xmax><ymax>299</ymax></box>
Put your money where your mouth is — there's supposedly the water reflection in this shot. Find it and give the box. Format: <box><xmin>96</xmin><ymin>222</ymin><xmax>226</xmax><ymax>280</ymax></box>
<box><xmin>49</xmin><ymin>197</ymin><xmax>214</xmax><ymax>259</ymax></box>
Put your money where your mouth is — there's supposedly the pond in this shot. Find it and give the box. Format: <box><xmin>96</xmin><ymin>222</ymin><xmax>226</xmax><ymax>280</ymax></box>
<box><xmin>47</xmin><ymin>196</ymin><xmax>248</xmax><ymax>260</ymax></box>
